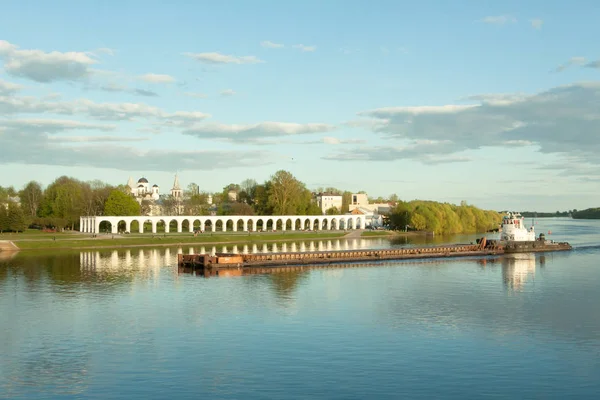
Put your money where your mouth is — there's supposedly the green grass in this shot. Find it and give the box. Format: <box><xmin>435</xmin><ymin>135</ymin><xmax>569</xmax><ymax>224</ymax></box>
<box><xmin>11</xmin><ymin>231</ymin><xmax>348</xmax><ymax>250</ymax></box>
<box><xmin>361</xmin><ymin>230</ymin><xmax>397</xmax><ymax>237</ymax></box>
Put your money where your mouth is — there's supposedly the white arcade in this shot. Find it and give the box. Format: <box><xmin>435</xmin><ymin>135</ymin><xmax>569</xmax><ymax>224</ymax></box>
<box><xmin>80</xmin><ymin>215</ymin><xmax>366</xmax><ymax>234</ymax></box>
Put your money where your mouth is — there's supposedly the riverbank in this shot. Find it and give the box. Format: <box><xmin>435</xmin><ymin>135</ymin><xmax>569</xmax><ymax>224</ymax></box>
<box><xmin>0</xmin><ymin>229</ymin><xmax>428</xmax><ymax>252</ymax></box>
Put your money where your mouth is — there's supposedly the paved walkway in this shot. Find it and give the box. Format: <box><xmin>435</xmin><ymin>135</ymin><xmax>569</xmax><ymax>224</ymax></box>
<box><xmin>343</xmin><ymin>229</ymin><xmax>365</xmax><ymax>238</ymax></box>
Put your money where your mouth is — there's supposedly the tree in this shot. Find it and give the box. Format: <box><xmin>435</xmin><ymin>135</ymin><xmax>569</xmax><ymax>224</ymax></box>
<box><xmin>19</xmin><ymin>181</ymin><xmax>44</xmax><ymax>217</ymax></box>
<box><xmin>161</xmin><ymin>195</ymin><xmax>181</xmax><ymax>216</ymax></box>
<box><xmin>186</xmin><ymin>183</ymin><xmax>200</xmax><ymax>197</ymax></box>
<box><xmin>341</xmin><ymin>191</ymin><xmax>352</xmax><ymax>213</ymax></box>
<box><xmin>267</xmin><ymin>170</ymin><xmax>306</xmax><ymax>215</ymax></box>
<box><xmin>326</xmin><ymin>207</ymin><xmax>341</xmax><ymax>215</ymax></box>
<box><xmin>7</xmin><ymin>202</ymin><xmax>28</xmax><ymax>232</ymax></box>
<box><xmin>0</xmin><ymin>205</ymin><xmax>8</xmax><ymax>232</ymax></box>
<box><xmin>104</xmin><ymin>190</ymin><xmax>141</xmax><ymax>216</ymax></box>
<box><xmin>39</xmin><ymin>176</ymin><xmax>86</xmax><ymax>230</ymax></box>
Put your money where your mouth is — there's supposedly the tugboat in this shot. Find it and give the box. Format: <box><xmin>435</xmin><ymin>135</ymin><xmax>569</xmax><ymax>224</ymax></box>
<box><xmin>499</xmin><ymin>212</ymin><xmax>572</xmax><ymax>253</ymax></box>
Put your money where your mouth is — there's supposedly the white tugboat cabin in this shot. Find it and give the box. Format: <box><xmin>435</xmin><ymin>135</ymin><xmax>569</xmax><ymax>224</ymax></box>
<box><xmin>500</xmin><ymin>212</ymin><xmax>536</xmax><ymax>242</ymax></box>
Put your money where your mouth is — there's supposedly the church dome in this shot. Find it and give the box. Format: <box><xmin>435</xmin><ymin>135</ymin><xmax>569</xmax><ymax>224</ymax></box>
<box><xmin>152</xmin><ymin>184</ymin><xmax>159</xmax><ymax>187</ymax></box>
<box><xmin>138</xmin><ymin>177</ymin><xmax>148</xmax><ymax>183</ymax></box>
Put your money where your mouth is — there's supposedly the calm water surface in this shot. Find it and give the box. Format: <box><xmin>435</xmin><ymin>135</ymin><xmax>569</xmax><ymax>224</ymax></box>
<box><xmin>1</xmin><ymin>218</ymin><xmax>600</xmax><ymax>399</ymax></box>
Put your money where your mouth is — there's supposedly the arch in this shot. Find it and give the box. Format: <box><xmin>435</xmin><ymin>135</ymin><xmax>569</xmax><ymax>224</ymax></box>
<box><xmin>168</xmin><ymin>219</ymin><xmax>178</xmax><ymax>233</ymax></box>
<box><xmin>225</xmin><ymin>219</ymin><xmax>235</xmax><ymax>232</ymax></box>
<box><xmin>215</xmin><ymin>219</ymin><xmax>224</xmax><ymax>232</ymax></box>
<box><xmin>347</xmin><ymin>218</ymin><xmax>354</xmax><ymax>230</ymax></box>
<box><xmin>156</xmin><ymin>219</ymin><xmax>167</xmax><ymax>233</ymax></box>
<box><xmin>182</xmin><ymin>219</ymin><xmax>190</xmax><ymax>232</ymax></box>
<box><xmin>117</xmin><ymin>219</ymin><xmax>127</xmax><ymax>233</ymax></box>
<box><xmin>265</xmin><ymin>219</ymin><xmax>274</xmax><ymax>231</ymax></box>
<box><xmin>192</xmin><ymin>219</ymin><xmax>201</xmax><ymax>231</ymax></box>
<box><xmin>130</xmin><ymin>220</ymin><xmax>140</xmax><ymax>233</ymax></box>
<box><xmin>236</xmin><ymin>219</ymin><xmax>245</xmax><ymax>231</ymax></box>
<box><xmin>247</xmin><ymin>219</ymin><xmax>255</xmax><ymax>232</ymax></box>
<box><xmin>204</xmin><ymin>219</ymin><xmax>213</xmax><ymax>232</ymax></box>
<box><xmin>275</xmin><ymin>219</ymin><xmax>283</xmax><ymax>231</ymax></box>
<box><xmin>304</xmin><ymin>218</ymin><xmax>311</xmax><ymax>230</ymax></box>
<box><xmin>312</xmin><ymin>219</ymin><xmax>319</xmax><ymax>231</ymax></box>
<box><xmin>330</xmin><ymin>218</ymin><xmax>338</xmax><ymax>230</ymax></box>
<box><xmin>295</xmin><ymin>218</ymin><xmax>302</xmax><ymax>230</ymax></box>
<box><xmin>99</xmin><ymin>220</ymin><xmax>113</xmax><ymax>234</ymax></box>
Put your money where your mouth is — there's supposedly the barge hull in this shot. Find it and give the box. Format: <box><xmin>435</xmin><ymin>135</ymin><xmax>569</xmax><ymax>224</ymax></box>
<box><xmin>178</xmin><ymin>239</ymin><xmax>572</xmax><ymax>270</ymax></box>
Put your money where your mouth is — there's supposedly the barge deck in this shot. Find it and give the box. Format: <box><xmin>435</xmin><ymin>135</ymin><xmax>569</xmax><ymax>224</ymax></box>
<box><xmin>177</xmin><ymin>238</ymin><xmax>572</xmax><ymax>271</ymax></box>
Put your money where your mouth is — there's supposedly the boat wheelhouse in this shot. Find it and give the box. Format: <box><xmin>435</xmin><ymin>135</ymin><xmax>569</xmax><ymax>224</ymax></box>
<box><xmin>500</xmin><ymin>212</ymin><xmax>536</xmax><ymax>242</ymax></box>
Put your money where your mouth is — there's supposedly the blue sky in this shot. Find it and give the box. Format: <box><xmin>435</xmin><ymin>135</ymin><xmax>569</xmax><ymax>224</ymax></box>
<box><xmin>1</xmin><ymin>0</ymin><xmax>599</xmax><ymax>212</ymax></box>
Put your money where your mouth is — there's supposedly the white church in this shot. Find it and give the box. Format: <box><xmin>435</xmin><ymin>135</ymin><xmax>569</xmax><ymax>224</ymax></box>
<box><xmin>126</xmin><ymin>175</ymin><xmax>184</xmax><ymax>215</ymax></box>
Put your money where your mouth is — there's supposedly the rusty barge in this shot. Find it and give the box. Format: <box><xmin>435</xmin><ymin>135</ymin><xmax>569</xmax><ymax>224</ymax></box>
<box><xmin>177</xmin><ymin>236</ymin><xmax>572</xmax><ymax>271</ymax></box>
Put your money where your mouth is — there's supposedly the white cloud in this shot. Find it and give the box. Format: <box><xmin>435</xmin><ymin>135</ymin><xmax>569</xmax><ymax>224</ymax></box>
<box><xmin>555</xmin><ymin>57</ymin><xmax>587</xmax><ymax>72</ymax></box>
<box><xmin>0</xmin><ymin>94</ymin><xmax>212</xmax><ymax>123</ymax></box>
<box><xmin>481</xmin><ymin>15</ymin><xmax>517</xmax><ymax>25</ymax></box>
<box><xmin>322</xmin><ymin>136</ymin><xmax>366</xmax><ymax>145</ymax></box>
<box><xmin>0</xmin><ymin>40</ymin><xmax>97</xmax><ymax>82</ymax></box>
<box><xmin>0</xmin><ymin>78</ymin><xmax>22</xmax><ymax>95</ymax></box>
<box><xmin>585</xmin><ymin>59</ymin><xmax>600</xmax><ymax>69</ymax></box>
<box><xmin>183</xmin><ymin>52</ymin><xmax>264</xmax><ymax>64</ymax></box>
<box><xmin>48</xmin><ymin>135</ymin><xmax>148</xmax><ymax>143</ymax></box>
<box><xmin>293</xmin><ymin>44</ymin><xmax>316</xmax><ymax>52</ymax></box>
<box><xmin>261</xmin><ymin>41</ymin><xmax>284</xmax><ymax>49</ymax></box>
<box><xmin>139</xmin><ymin>73</ymin><xmax>175</xmax><ymax>83</ymax></box>
<box><xmin>100</xmin><ymin>83</ymin><xmax>158</xmax><ymax>97</ymax></box>
<box><xmin>167</xmin><ymin>111</ymin><xmax>211</xmax><ymax>121</ymax></box>
<box><xmin>0</xmin><ymin>127</ymin><xmax>271</xmax><ymax>171</ymax></box>
<box><xmin>220</xmin><ymin>89</ymin><xmax>236</xmax><ymax>96</ymax></box>
<box><xmin>531</xmin><ymin>18</ymin><xmax>544</xmax><ymax>29</ymax></box>
<box><xmin>183</xmin><ymin>121</ymin><xmax>335</xmax><ymax>142</ymax></box>
<box><xmin>94</xmin><ymin>47</ymin><xmax>116</xmax><ymax>56</ymax></box>
<box><xmin>328</xmin><ymin>82</ymin><xmax>600</xmax><ymax>167</ymax></box>
<box><xmin>1</xmin><ymin>118</ymin><xmax>115</xmax><ymax>133</ymax></box>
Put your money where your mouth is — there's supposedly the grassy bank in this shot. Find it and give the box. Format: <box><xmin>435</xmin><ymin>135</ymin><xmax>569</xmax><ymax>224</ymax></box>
<box><xmin>7</xmin><ymin>230</ymin><xmax>351</xmax><ymax>251</ymax></box>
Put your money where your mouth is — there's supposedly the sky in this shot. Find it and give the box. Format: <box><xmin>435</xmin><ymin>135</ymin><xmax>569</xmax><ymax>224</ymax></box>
<box><xmin>1</xmin><ymin>0</ymin><xmax>599</xmax><ymax>212</ymax></box>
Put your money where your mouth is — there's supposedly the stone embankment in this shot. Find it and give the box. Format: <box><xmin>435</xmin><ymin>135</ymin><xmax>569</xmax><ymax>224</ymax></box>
<box><xmin>0</xmin><ymin>240</ymin><xmax>20</xmax><ymax>252</ymax></box>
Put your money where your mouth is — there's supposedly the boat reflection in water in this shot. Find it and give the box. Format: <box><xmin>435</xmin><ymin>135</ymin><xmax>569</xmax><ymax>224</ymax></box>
<box><xmin>501</xmin><ymin>253</ymin><xmax>538</xmax><ymax>291</ymax></box>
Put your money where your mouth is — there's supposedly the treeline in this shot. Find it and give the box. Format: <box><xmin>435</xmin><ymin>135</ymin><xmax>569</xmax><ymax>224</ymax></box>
<box><xmin>1</xmin><ymin>170</ymin><xmax>502</xmax><ymax>234</ymax></box>
<box><xmin>519</xmin><ymin>211</ymin><xmax>572</xmax><ymax>218</ymax></box>
<box><xmin>0</xmin><ymin>177</ymin><xmax>138</xmax><ymax>232</ymax></box>
<box><xmin>0</xmin><ymin>171</ymin><xmax>351</xmax><ymax>231</ymax></box>
<box><xmin>572</xmin><ymin>208</ymin><xmax>600</xmax><ymax>219</ymax></box>
<box><xmin>387</xmin><ymin>200</ymin><xmax>502</xmax><ymax>235</ymax></box>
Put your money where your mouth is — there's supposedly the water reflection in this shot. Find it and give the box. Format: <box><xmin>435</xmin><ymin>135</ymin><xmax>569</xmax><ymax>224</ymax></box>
<box><xmin>501</xmin><ymin>254</ymin><xmax>536</xmax><ymax>291</ymax></box>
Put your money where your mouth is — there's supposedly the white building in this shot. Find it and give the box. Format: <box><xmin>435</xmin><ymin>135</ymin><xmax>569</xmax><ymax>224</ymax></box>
<box><xmin>315</xmin><ymin>192</ymin><xmax>343</xmax><ymax>214</ymax></box>
<box><xmin>127</xmin><ymin>177</ymin><xmax>160</xmax><ymax>202</ymax></box>
<box><xmin>349</xmin><ymin>192</ymin><xmax>392</xmax><ymax>214</ymax></box>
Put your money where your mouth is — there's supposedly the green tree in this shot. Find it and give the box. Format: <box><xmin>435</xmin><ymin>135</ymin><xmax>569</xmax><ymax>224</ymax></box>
<box><xmin>341</xmin><ymin>191</ymin><xmax>352</xmax><ymax>213</ymax></box>
<box><xmin>39</xmin><ymin>176</ymin><xmax>86</xmax><ymax>230</ymax></box>
<box><xmin>326</xmin><ymin>207</ymin><xmax>341</xmax><ymax>215</ymax></box>
<box><xmin>0</xmin><ymin>205</ymin><xmax>8</xmax><ymax>232</ymax></box>
<box><xmin>19</xmin><ymin>181</ymin><xmax>44</xmax><ymax>217</ymax></box>
<box><xmin>267</xmin><ymin>170</ymin><xmax>307</xmax><ymax>215</ymax></box>
<box><xmin>104</xmin><ymin>190</ymin><xmax>141</xmax><ymax>216</ymax></box>
<box><xmin>7</xmin><ymin>202</ymin><xmax>29</xmax><ymax>232</ymax></box>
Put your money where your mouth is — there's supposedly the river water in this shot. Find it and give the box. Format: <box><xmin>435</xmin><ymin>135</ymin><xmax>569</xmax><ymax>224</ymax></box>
<box><xmin>1</xmin><ymin>218</ymin><xmax>599</xmax><ymax>399</ymax></box>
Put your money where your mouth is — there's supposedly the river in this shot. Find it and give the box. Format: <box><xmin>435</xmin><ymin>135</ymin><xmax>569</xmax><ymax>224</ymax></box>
<box><xmin>1</xmin><ymin>218</ymin><xmax>599</xmax><ymax>399</ymax></box>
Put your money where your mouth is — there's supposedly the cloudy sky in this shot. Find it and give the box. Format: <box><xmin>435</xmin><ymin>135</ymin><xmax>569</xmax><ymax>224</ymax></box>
<box><xmin>1</xmin><ymin>0</ymin><xmax>599</xmax><ymax>211</ymax></box>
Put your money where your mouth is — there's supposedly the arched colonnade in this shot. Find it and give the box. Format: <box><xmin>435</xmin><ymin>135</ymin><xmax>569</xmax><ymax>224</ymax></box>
<box><xmin>80</xmin><ymin>215</ymin><xmax>365</xmax><ymax>234</ymax></box>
